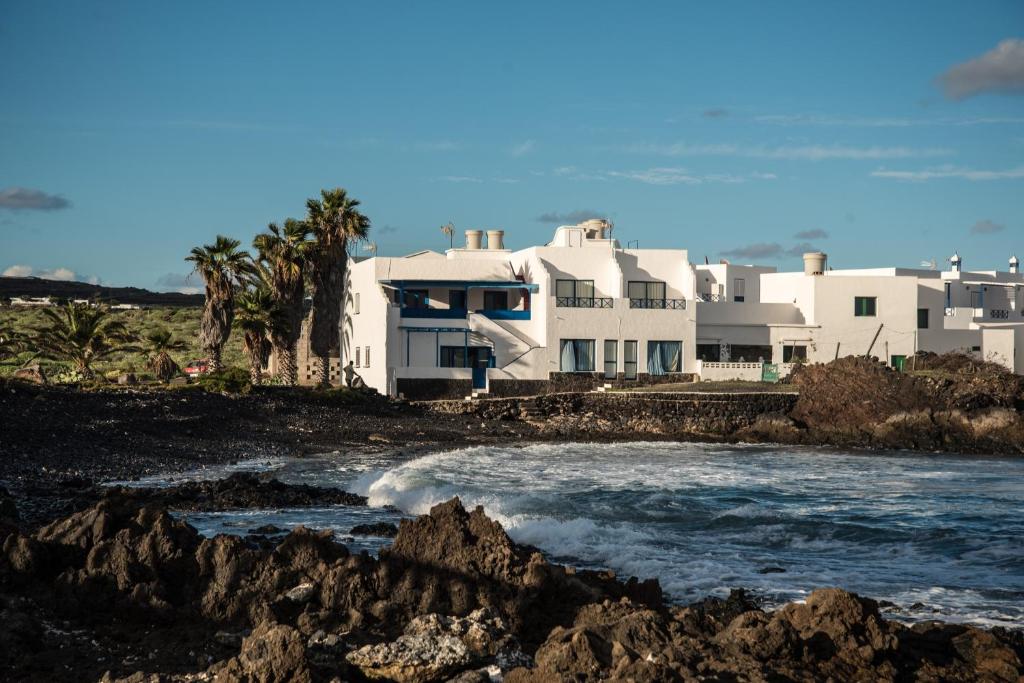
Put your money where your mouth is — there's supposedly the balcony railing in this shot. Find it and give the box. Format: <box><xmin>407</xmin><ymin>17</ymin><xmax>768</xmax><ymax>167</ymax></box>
<box><xmin>697</xmin><ymin>293</ymin><xmax>726</xmax><ymax>303</ymax></box>
<box><xmin>400</xmin><ymin>307</ymin><xmax>467</xmax><ymax>319</ymax></box>
<box><xmin>629</xmin><ymin>298</ymin><xmax>686</xmax><ymax>310</ymax></box>
<box><xmin>477</xmin><ymin>309</ymin><xmax>531</xmax><ymax>320</ymax></box>
<box><xmin>556</xmin><ymin>296</ymin><xmax>613</xmax><ymax>308</ymax></box>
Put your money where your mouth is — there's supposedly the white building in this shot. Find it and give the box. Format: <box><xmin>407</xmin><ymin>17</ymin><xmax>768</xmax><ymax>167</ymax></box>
<box><xmin>696</xmin><ymin>251</ymin><xmax>1024</xmax><ymax>380</ymax></box>
<box><xmin>331</xmin><ymin>221</ymin><xmax>1023</xmax><ymax>397</ymax></box>
<box><xmin>343</xmin><ymin>221</ymin><xmax>697</xmax><ymax>398</ymax></box>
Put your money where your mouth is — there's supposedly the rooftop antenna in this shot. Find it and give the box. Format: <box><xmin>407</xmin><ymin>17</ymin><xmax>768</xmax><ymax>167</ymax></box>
<box><xmin>363</xmin><ymin>241</ymin><xmax>377</xmax><ymax>256</ymax></box>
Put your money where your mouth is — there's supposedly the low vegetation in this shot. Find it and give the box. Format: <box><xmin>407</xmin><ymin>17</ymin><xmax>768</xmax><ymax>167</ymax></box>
<box><xmin>0</xmin><ymin>305</ymin><xmax>246</xmax><ymax>383</ymax></box>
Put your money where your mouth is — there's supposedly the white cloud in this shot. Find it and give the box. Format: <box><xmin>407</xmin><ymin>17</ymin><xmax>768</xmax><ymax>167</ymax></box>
<box><xmin>605</xmin><ymin>167</ymin><xmax>778</xmax><ymax>186</ymax></box>
<box><xmin>417</xmin><ymin>140</ymin><xmax>461</xmax><ymax>152</ymax></box>
<box><xmin>871</xmin><ymin>164</ymin><xmax>1024</xmax><ymax>181</ymax></box>
<box><xmin>614</xmin><ymin>142</ymin><xmax>952</xmax><ymax>161</ymax></box>
<box><xmin>510</xmin><ymin>140</ymin><xmax>536</xmax><ymax>157</ymax></box>
<box><xmin>970</xmin><ymin>219</ymin><xmax>1005</xmax><ymax>235</ymax></box>
<box><xmin>939</xmin><ymin>38</ymin><xmax>1024</xmax><ymax>100</ymax></box>
<box><xmin>437</xmin><ymin>175</ymin><xmax>483</xmax><ymax>183</ymax></box>
<box><xmin>38</xmin><ymin>267</ymin><xmax>77</xmax><ymax>281</ymax></box>
<box><xmin>2</xmin><ymin>264</ymin><xmax>33</xmax><ymax>277</ymax></box>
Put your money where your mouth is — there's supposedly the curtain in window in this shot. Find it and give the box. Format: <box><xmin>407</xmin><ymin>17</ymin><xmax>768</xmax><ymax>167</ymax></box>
<box><xmin>560</xmin><ymin>340</ymin><xmax>576</xmax><ymax>372</ymax></box>
<box><xmin>575</xmin><ymin>340</ymin><xmax>595</xmax><ymax>371</ymax></box>
<box><xmin>647</xmin><ymin>341</ymin><xmax>681</xmax><ymax>374</ymax></box>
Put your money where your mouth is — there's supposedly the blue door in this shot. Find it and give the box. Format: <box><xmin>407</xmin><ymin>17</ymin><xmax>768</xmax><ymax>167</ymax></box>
<box><xmin>472</xmin><ymin>367</ymin><xmax>486</xmax><ymax>390</ymax></box>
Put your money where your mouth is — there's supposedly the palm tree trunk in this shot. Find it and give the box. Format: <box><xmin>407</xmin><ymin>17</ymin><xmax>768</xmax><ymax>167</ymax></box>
<box><xmin>278</xmin><ymin>342</ymin><xmax>298</xmax><ymax>386</ymax></box>
<box><xmin>208</xmin><ymin>346</ymin><xmax>222</xmax><ymax>372</ymax></box>
<box><xmin>250</xmin><ymin>358</ymin><xmax>262</xmax><ymax>385</ymax></box>
<box><xmin>318</xmin><ymin>354</ymin><xmax>333</xmax><ymax>387</ymax></box>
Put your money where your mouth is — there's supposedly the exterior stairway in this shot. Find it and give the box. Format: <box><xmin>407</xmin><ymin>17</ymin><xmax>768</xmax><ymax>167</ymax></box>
<box><xmin>467</xmin><ymin>312</ymin><xmax>541</xmax><ymax>370</ymax></box>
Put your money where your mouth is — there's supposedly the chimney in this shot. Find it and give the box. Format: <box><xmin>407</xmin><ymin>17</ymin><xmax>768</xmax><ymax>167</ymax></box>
<box><xmin>950</xmin><ymin>252</ymin><xmax>962</xmax><ymax>273</ymax></box>
<box><xmin>465</xmin><ymin>230</ymin><xmax>483</xmax><ymax>250</ymax></box>
<box><xmin>1011</xmin><ymin>255</ymin><xmax>1019</xmax><ymax>274</ymax></box>
<box><xmin>579</xmin><ymin>218</ymin><xmax>610</xmax><ymax>239</ymax></box>
<box><xmin>486</xmin><ymin>229</ymin><xmax>505</xmax><ymax>250</ymax></box>
<box><xmin>802</xmin><ymin>251</ymin><xmax>827</xmax><ymax>276</ymax></box>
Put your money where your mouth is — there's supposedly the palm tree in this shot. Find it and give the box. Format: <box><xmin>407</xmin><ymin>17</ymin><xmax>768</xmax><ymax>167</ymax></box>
<box><xmin>185</xmin><ymin>235</ymin><xmax>254</xmax><ymax>372</ymax></box>
<box><xmin>441</xmin><ymin>222</ymin><xmax>454</xmax><ymax>249</ymax></box>
<box><xmin>144</xmin><ymin>328</ymin><xmax>187</xmax><ymax>382</ymax></box>
<box><xmin>32</xmin><ymin>302</ymin><xmax>137</xmax><ymax>378</ymax></box>
<box><xmin>305</xmin><ymin>188</ymin><xmax>370</xmax><ymax>386</ymax></box>
<box><xmin>0</xmin><ymin>326</ymin><xmax>24</xmax><ymax>361</ymax></box>
<box><xmin>253</xmin><ymin>218</ymin><xmax>313</xmax><ymax>385</ymax></box>
<box><xmin>234</xmin><ymin>287</ymin><xmax>282</xmax><ymax>385</ymax></box>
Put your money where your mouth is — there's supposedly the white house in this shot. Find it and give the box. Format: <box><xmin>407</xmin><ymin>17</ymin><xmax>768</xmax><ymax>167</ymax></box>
<box><xmin>695</xmin><ymin>251</ymin><xmax>1024</xmax><ymax>380</ymax></box>
<box><xmin>299</xmin><ymin>220</ymin><xmax>1022</xmax><ymax>396</ymax></box>
<box><xmin>342</xmin><ymin>220</ymin><xmax>698</xmax><ymax>398</ymax></box>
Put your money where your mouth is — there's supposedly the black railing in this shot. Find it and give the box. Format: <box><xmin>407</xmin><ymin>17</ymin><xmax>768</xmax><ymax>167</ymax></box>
<box><xmin>629</xmin><ymin>298</ymin><xmax>686</xmax><ymax>309</ymax></box>
<box><xmin>556</xmin><ymin>296</ymin><xmax>613</xmax><ymax>308</ymax></box>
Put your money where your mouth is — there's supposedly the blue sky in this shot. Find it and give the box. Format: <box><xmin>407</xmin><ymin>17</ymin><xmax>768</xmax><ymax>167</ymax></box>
<box><xmin>1</xmin><ymin>1</ymin><xmax>1022</xmax><ymax>291</ymax></box>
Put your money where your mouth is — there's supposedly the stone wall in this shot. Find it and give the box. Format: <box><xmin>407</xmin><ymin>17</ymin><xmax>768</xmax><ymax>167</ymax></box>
<box><xmin>422</xmin><ymin>391</ymin><xmax>799</xmax><ymax>437</ymax></box>
<box><xmin>398</xmin><ymin>372</ymin><xmax>699</xmax><ymax>401</ymax></box>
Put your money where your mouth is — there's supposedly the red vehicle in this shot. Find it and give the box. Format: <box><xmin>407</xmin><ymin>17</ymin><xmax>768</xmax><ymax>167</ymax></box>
<box><xmin>184</xmin><ymin>359</ymin><xmax>210</xmax><ymax>377</ymax></box>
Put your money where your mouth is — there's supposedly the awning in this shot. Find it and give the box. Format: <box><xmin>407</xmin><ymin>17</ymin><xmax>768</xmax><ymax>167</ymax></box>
<box><xmin>380</xmin><ymin>279</ymin><xmax>539</xmax><ymax>293</ymax></box>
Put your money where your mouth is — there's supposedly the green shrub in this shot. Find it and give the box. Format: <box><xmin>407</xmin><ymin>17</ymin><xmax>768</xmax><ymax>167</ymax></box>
<box><xmin>194</xmin><ymin>367</ymin><xmax>252</xmax><ymax>394</ymax></box>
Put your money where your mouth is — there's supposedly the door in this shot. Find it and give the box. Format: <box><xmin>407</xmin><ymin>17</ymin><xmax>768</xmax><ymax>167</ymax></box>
<box><xmin>624</xmin><ymin>340</ymin><xmax>638</xmax><ymax>380</ymax></box>
<box><xmin>604</xmin><ymin>340</ymin><xmax>617</xmax><ymax>379</ymax></box>
<box><xmin>472</xmin><ymin>367</ymin><xmax>487</xmax><ymax>390</ymax></box>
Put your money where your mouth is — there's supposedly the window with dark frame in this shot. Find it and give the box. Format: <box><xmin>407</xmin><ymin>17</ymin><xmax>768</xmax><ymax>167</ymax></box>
<box><xmin>854</xmin><ymin>296</ymin><xmax>876</xmax><ymax>317</ymax></box>
<box><xmin>623</xmin><ymin>340</ymin><xmax>638</xmax><ymax>379</ymax></box>
<box><xmin>917</xmin><ymin>308</ymin><xmax>929</xmax><ymax>329</ymax></box>
<box><xmin>733</xmin><ymin>278</ymin><xmax>745</xmax><ymax>302</ymax></box>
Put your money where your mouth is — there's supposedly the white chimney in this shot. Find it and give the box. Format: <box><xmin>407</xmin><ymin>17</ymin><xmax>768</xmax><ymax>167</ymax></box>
<box><xmin>950</xmin><ymin>252</ymin><xmax>962</xmax><ymax>273</ymax></box>
<box><xmin>802</xmin><ymin>251</ymin><xmax>827</xmax><ymax>276</ymax></box>
<box><xmin>486</xmin><ymin>229</ymin><xmax>505</xmax><ymax>250</ymax></box>
<box><xmin>465</xmin><ymin>230</ymin><xmax>483</xmax><ymax>250</ymax></box>
<box><xmin>1011</xmin><ymin>255</ymin><xmax>1020</xmax><ymax>274</ymax></box>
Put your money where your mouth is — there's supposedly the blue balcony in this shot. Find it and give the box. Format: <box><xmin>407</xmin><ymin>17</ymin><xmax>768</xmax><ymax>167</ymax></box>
<box><xmin>400</xmin><ymin>307</ymin><xmax>468</xmax><ymax>319</ymax></box>
<box><xmin>477</xmin><ymin>309</ymin><xmax>531</xmax><ymax>320</ymax></box>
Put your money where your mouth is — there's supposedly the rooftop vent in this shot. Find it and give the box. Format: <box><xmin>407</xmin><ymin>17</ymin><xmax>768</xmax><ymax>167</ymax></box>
<box><xmin>465</xmin><ymin>230</ymin><xmax>483</xmax><ymax>250</ymax></box>
<box><xmin>578</xmin><ymin>218</ymin><xmax>610</xmax><ymax>239</ymax></box>
<box><xmin>1011</xmin><ymin>255</ymin><xmax>1019</xmax><ymax>274</ymax></box>
<box><xmin>486</xmin><ymin>229</ymin><xmax>505</xmax><ymax>250</ymax></box>
<box><xmin>950</xmin><ymin>252</ymin><xmax>962</xmax><ymax>273</ymax></box>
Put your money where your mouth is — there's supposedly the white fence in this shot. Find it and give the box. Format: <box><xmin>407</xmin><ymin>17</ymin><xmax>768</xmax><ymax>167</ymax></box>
<box><xmin>697</xmin><ymin>360</ymin><xmax>795</xmax><ymax>382</ymax></box>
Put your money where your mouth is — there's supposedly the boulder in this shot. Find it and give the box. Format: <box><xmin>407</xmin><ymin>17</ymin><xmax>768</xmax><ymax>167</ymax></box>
<box><xmin>207</xmin><ymin>621</ymin><xmax>313</xmax><ymax>683</ymax></box>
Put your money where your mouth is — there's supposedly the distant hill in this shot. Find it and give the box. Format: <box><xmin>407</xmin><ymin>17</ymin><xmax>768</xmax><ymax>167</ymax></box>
<box><xmin>0</xmin><ymin>276</ymin><xmax>203</xmax><ymax>307</ymax></box>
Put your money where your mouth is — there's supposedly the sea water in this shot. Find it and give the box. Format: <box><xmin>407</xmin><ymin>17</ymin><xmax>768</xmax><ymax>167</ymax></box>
<box><xmin>135</xmin><ymin>442</ymin><xmax>1024</xmax><ymax>628</ymax></box>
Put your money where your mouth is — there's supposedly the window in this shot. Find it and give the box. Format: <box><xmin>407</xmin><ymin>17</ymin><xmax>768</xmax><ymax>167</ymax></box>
<box><xmin>917</xmin><ymin>308</ymin><xmax>929</xmax><ymax>329</ymax></box>
<box><xmin>364</xmin><ymin>346</ymin><xmax>370</xmax><ymax>367</ymax></box>
<box><xmin>854</xmin><ymin>297</ymin><xmax>876</xmax><ymax>317</ymax></box>
<box><xmin>559</xmin><ymin>339</ymin><xmax>595</xmax><ymax>372</ymax></box>
<box><xmin>624</xmin><ymin>341</ymin><xmax>638</xmax><ymax>380</ymax></box>
<box><xmin>483</xmin><ymin>291</ymin><xmax>509</xmax><ymax>310</ymax></box>
<box><xmin>556</xmin><ymin>279</ymin><xmax>595</xmax><ymax>303</ymax></box>
<box><xmin>355</xmin><ymin>346</ymin><xmax>361</xmax><ymax>367</ymax></box>
<box><xmin>783</xmin><ymin>345</ymin><xmax>807</xmax><ymax>362</ymax></box>
<box><xmin>971</xmin><ymin>290</ymin><xmax>983</xmax><ymax>308</ymax></box>
<box><xmin>448</xmin><ymin>290</ymin><xmax>467</xmax><ymax>310</ymax></box>
<box><xmin>647</xmin><ymin>341</ymin><xmax>682</xmax><ymax>375</ymax></box>
<box><xmin>696</xmin><ymin>343</ymin><xmax>721</xmax><ymax>362</ymax></box>
<box><xmin>733</xmin><ymin>278</ymin><xmax>746</xmax><ymax>303</ymax></box>
<box><xmin>354</xmin><ymin>293</ymin><xmax>360</xmax><ymax>314</ymax></box>
<box><xmin>628</xmin><ymin>281</ymin><xmax>666</xmax><ymax>306</ymax></box>
<box><xmin>603</xmin><ymin>340</ymin><xmax>617</xmax><ymax>379</ymax></box>
<box><xmin>439</xmin><ymin>346</ymin><xmax>492</xmax><ymax>368</ymax></box>
<box><xmin>399</xmin><ymin>289</ymin><xmax>429</xmax><ymax>308</ymax></box>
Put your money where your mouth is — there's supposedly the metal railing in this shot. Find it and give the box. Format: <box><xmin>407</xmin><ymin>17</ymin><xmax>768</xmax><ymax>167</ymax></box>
<box><xmin>556</xmin><ymin>296</ymin><xmax>613</xmax><ymax>308</ymax></box>
<box><xmin>697</xmin><ymin>293</ymin><xmax>726</xmax><ymax>303</ymax></box>
<box><xmin>629</xmin><ymin>298</ymin><xmax>686</xmax><ymax>310</ymax></box>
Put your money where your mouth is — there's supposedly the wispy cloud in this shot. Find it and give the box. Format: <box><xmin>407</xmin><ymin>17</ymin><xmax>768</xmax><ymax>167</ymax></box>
<box><xmin>606</xmin><ymin>167</ymin><xmax>777</xmax><ymax>186</ymax></box>
<box><xmin>720</xmin><ymin>243</ymin><xmax>783</xmax><ymax>260</ymax></box>
<box><xmin>786</xmin><ymin>242</ymin><xmax>820</xmax><ymax>256</ymax></box>
<box><xmin>938</xmin><ymin>38</ymin><xmax>1024</xmax><ymax>100</ymax></box>
<box><xmin>703</xmin><ymin>108</ymin><xmax>729</xmax><ymax>119</ymax></box>
<box><xmin>0</xmin><ymin>187</ymin><xmax>72</xmax><ymax>211</ymax></box>
<box><xmin>794</xmin><ymin>228</ymin><xmax>829</xmax><ymax>240</ymax></box>
<box><xmin>755</xmin><ymin>113</ymin><xmax>1024</xmax><ymax>127</ymax></box>
<box><xmin>611</xmin><ymin>142</ymin><xmax>951</xmax><ymax>161</ymax></box>
<box><xmin>536</xmin><ymin>210</ymin><xmax>605</xmax><ymax>224</ymax></box>
<box><xmin>871</xmin><ymin>164</ymin><xmax>1024</xmax><ymax>181</ymax></box>
<box><xmin>437</xmin><ymin>175</ymin><xmax>483</xmax><ymax>183</ymax></box>
<box><xmin>970</xmin><ymin>219</ymin><xmax>1005</xmax><ymax>235</ymax></box>
<box><xmin>510</xmin><ymin>140</ymin><xmax>536</xmax><ymax>156</ymax></box>
<box><xmin>417</xmin><ymin>140</ymin><xmax>461</xmax><ymax>152</ymax></box>
<box><xmin>377</xmin><ymin>225</ymin><xmax>400</xmax><ymax>235</ymax></box>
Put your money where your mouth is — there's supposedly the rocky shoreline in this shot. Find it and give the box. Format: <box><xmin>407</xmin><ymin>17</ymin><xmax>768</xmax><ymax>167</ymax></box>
<box><xmin>1</xmin><ymin>487</ymin><xmax>1020</xmax><ymax>682</ymax></box>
